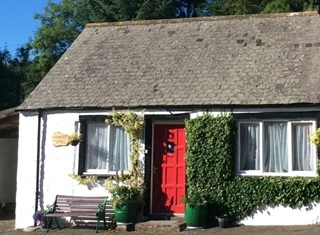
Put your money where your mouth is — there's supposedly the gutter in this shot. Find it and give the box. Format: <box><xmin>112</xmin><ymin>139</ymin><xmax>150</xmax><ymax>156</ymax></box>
<box><xmin>34</xmin><ymin>110</ymin><xmax>42</xmax><ymax>226</ymax></box>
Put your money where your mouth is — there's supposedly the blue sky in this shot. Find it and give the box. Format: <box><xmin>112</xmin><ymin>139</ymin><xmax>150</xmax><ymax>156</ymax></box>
<box><xmin>0</xmin><ymin>0</ymin><xmax>59</xmax><ymax>56</ymax></box>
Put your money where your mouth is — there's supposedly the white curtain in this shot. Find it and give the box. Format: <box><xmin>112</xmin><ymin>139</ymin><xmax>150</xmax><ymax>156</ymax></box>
<box><xmin>240</xmin><ymin>123</ymin><xmax>260</xmax><ymax>170</ymax></box>
<box><xmin>109</xmin><ymin>126</ymin><xmax>130</xmax><ymax>171</ymax></box>
<box><xmin>292</xmin><ymin>124</ymin><xmax>313</xmax><ymax>171</ymax></box>
<box><xmin>264</xmin><ymin>122</ymin><xmax>288</xmax><ymax>172</ymax></box>
<box><xmin>85</xmin><ymin>123</ymin><xmax>108</xmax><ymax>170</ymax></box>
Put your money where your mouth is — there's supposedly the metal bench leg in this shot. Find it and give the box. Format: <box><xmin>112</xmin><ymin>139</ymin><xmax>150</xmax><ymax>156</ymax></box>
<box><xmin>96</xmin><ymin>219</ymin><xmax>100</xmax><ymax>233</ymax></box>
<box><xmin>46</xmin><ymin>218</ymin><xmax>51</xmax><ymax>233</ymax></box>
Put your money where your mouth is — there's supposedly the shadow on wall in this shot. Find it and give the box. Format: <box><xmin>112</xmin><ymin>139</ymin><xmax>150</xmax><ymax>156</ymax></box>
<box><xmin>39</xmin><ymin>113</ymin><xmax>47</xmax><ymax>212</ymax></box>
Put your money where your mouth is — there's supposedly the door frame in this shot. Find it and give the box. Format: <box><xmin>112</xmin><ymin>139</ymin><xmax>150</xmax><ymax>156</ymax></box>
<box><xmin>143</xmin><ymin>114</ymin><xmax>190</xmax><ymax>217</ymax></box>
<box><xmin>151</xmin><ymin>121</ymin><xmax>185</xmax><ymax>215</ymax></box>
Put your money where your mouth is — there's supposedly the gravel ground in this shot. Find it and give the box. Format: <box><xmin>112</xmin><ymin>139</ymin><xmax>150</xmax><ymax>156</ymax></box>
<box><xmin>2</xmin><ymin>211</ymin><xmax>320</xmax><ymax>235</ymax></box>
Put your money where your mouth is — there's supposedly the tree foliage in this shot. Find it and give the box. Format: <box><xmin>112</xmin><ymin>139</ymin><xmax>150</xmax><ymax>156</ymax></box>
<box><xmin>204</xmin><ymin>0</ymin><xmax>315</xmax><ymax>16</ymax></box>
<box><xmin>0</xmin><ymin>49</ymin><xmax>23</xmax><ymax>110</ymax></box>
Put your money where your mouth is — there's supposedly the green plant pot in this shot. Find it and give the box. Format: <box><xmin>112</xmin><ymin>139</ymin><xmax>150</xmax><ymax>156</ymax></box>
<box><xmin>115</xmin><ymin>205</ymin><xmax>138</xmax><ymax>225</ymax></box>
<box><xmin>185</xmin><ymin>203</ymin><xmax>208</xmax><ymax>229</ymax></box>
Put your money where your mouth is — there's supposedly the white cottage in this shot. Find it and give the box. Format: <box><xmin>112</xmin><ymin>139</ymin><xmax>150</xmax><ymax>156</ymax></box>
<box><xmin>16</xmin><ymin>11</ymin><xmax>320</xmax><ymax>228</ymax></box>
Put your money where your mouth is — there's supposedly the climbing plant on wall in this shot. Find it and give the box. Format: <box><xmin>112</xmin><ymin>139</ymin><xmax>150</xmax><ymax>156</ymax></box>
<box><xmin>105</xmin><ymin>109</ymin><xmax>144</xmax><ymax>181</ymax></box>
<box><xmin>185</xmin><ymin>112</ymin><xmax>320</xmax><ymax>220</ymax></box>
<box><xmin>70</xmin><ymin>109</ymin><xmax>145</xmax><ymax>193</ymax></box>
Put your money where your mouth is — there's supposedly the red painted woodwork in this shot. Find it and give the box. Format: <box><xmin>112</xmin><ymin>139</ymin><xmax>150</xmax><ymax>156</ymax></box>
<box><xmin>152</xmin><ymin>124</ymin><xmax>186</xmax><ymax>214</ymax></box>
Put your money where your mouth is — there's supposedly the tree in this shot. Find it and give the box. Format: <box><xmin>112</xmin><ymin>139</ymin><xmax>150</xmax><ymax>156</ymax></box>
<box><xmin>262</xmin><ymin>0</ymin><xmax>314</xmax><ymax>13</ymax></box>
<box><xmin>0</xmin><ymin>49</ymin><xmax>21</xmax><ymax>109</ymax></box>
<box><xmin>32</xmin><ymin>0</ymin><xmax>87</xmax><ymax>78</ymax></box>
<box><xmin>136</xmin><ymin>0</ymin><xmax>177</xmax><ymax>20</ymax></box>
<box><xmin>205</xmin><ymin>0</ymin><xmax>315</xmax><ymax>16</ymax></box>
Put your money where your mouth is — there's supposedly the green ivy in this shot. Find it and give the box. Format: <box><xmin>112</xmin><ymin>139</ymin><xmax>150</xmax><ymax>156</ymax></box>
<box><xmin>69</xmin><ymin>173</ymin><xmax>98</xmax><ymax>187</ymax></box>
<box><xmin>185</xmin><ymin>112</ymin><xmax>320</xmax><ymax>220</ymax></box>
<box><xmin>106</xmin><ymin>109</ymin><xmax>144</xmax><ymax>180</ymax></box>
<box><xmin>70</xmin><ymin>110</ymin><xmax>145</xmax><ymax>193</ymax></box>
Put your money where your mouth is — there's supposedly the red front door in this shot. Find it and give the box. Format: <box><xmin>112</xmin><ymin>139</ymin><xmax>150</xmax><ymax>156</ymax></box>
<box><xmin>152</xmin><ymin>124</ymin><xmax>186</xmax><ymax>214</ymax></box>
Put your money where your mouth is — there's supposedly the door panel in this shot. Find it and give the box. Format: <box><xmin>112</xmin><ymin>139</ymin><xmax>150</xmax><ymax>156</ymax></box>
<box><xmin>152</xmin><ymin>124</ymin><xmax>186</xmax><ymax>214</ymax></box>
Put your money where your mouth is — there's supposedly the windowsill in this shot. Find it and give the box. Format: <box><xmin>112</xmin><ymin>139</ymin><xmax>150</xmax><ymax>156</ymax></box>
<box><xmin>82</xmin><ymin>171</ymin><xmax>130</xmax><ymax>178</ymax></box>
<box><xmin>236</xmin><ymin>171</ymin><xmax>318</xmax><ymax>178</ymax></box>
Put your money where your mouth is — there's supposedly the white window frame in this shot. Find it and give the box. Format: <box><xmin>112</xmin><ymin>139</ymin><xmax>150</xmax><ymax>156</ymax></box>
<box><xmin>237</xmin><ymin>119</ymin><xmax>317</xmax><ymax>177</ymax></box>
<box><xmin>83</xmin><ymin>121</ymin><xmax>130</xmax><ymax>176</ymax></box>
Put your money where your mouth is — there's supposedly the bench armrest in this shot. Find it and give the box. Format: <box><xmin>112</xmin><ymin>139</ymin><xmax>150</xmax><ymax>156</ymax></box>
<box><xmin>95</xmin><ymin>197</ymin><xmax>107</xmax><ymax>218</ymax></box>
<box><xmin>44</xmin><ymin>196</ymin><xmax>58</xmax><ymax>216</ymax></box>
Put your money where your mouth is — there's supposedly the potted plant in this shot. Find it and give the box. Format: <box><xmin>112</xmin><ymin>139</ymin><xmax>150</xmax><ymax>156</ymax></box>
<box><xmin>33</xmin><ymin>210</ymin><xmax>52</xmax><ymax>229</ymax></box>
<box><xmin>214</xmin><ymin>203</ymin><xmax>231</xmax><ymax>228</ymax></box>
<box><xmin>68</xmin><ymin>132</ymin><xmax>82</xmax><ymax>146</ymax></box>
<box><xmin>104</xmin><ymin>171</ymin><xmax>145</xmax><ymax>225</ymax></box>
<box><xmin>183</xmin><ymin>187</ymin><xmax>208</xmax><ymax>229</ymax></box>
<box><xmin>216</xmin><ymin>214</ymin><xmax>229</xmax><ymax>228</ymax></box>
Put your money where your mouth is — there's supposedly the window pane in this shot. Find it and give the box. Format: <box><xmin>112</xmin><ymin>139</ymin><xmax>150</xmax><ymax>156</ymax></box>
<box><xmin>109</xmin><ymin>126</ymin><xmax>130</xmax><ymax>171</ymax></box>
<box><xmin>292</xmin><ymin>123</ymin><xmax>314</xmax><ymax>171</ymax></box>
<box><xmin>264</xmin><ymin>122</ymin><xmax>288</xmax><ymax>173</ymax></box>
<box><xmin>240</xmin><ymin>123</ymin><xmax>260</xmax><ymax>170</ymax></box>
<box><xmin>85</xmin><ymin>123</ymin><xmax>108</xmax><ymax>171</ymax></box>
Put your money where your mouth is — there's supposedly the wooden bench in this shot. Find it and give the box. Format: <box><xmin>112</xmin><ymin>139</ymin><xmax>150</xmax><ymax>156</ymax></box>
<box><xmin>44</xmin><ymin>195</ymin><xmax>114</xmax><ymax>233</ymax></box>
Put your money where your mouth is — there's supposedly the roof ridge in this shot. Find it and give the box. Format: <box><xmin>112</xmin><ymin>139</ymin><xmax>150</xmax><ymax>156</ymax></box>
<box><xmin>86</xmin><ymin>11</ymin><xmax>317</xmax><ymax>28</ymax></box>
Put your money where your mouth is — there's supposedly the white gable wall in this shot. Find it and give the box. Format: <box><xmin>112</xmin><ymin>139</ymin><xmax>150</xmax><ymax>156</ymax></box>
<box><xmin>16</xmin><ymin>112</ymin><xmax>40</xmax><ymax>229</ymax></box>
<box><xmin>15</xmin><ymin>111</ymin><xmax>111</xmax><ymax>229</ymax></box>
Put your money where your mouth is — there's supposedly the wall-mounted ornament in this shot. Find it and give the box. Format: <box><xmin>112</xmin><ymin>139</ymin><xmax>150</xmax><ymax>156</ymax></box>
<box><xmin>52</xmin><ymin>132</ymin><xmax>69</xmax><ymax>147</ymax></box>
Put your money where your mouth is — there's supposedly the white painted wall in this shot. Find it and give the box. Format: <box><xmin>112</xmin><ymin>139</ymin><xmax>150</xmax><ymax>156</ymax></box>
<box><xmin>16</xmin><ymin>112</ymin><xmax>39</xmax><ymax>229</ymax></box>
<box><xmin>15</xmin><ymin>108</ymin><xmax>320</xmax><ymax>228</ymax></box>
<box><xmin>0</xmin><ymin>138</ymin><xmax>18</xmax><ymax>202</ymax></box>
<box><xmin>16</xmin><ymin>110</ymin><xmax>132</xmax><ymax>228</ymax></box>
<box><xmin>241</xmin><ymin>203</ymin><xmax>320</xmax><ymax>225</ymax></box>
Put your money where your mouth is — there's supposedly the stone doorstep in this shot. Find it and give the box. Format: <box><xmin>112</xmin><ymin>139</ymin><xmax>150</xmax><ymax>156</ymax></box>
<box><xmin>116</xmin><ymin>219</ymin><xmax>187</xmax><ymax>232</ymax></box>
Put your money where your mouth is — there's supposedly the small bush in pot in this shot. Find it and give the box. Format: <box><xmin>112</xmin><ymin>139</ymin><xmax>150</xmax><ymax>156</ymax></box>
<box><xmin>183</xmin><ymin>187</ymin><xmax>208</xmax><ymax>229</ymax></box>
<box><xmin>216</xmin><ymin>214</ymin><xmax>229</xmax><ymax>228</ymax></box>
<box><xmin>104</xmin><ymin>171</ymin><xmax>145</xmax><ymax>225</ymax></box>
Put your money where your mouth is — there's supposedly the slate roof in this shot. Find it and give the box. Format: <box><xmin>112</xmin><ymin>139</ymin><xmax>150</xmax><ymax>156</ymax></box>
<box><xmin>18</xmin><ymin>11</ymin><xmax>320</xmax><ymax>110</ymax></box>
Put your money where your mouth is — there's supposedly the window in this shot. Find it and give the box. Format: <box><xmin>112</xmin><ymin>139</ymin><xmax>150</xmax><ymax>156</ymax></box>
<box><xmin>79</xmin><ymin>116</ymin><xmax>130</xmax><ymax>175</ymax></box>
<box><xmin>238</xmin><ymin>120</ymin><xmax>316</xmax><ymax>176</ymax></box>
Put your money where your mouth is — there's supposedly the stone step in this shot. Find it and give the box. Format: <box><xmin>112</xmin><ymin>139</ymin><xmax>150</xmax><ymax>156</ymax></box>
<box><xmin>116</xmin><ymin>217</ymin><xmax>186</xmax><ymax>233</ymax></box>
<box><xmin>135</xmin><ymin>219</ymin><xmax>186</xmax><ymax>232</ymax></box>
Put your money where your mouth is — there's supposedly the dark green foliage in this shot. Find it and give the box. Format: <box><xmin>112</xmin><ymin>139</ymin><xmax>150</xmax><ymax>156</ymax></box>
<box><xmin>185</xmin><ymin>113</ymin><xmax>236</xmax><ymax>187</ymax></box>
<box><xmin>182</xmin><ymin>186</ymin><xmax>208</xmax><ymax>207</ymax></box>
<box><xmin>185</xmin><ymin>113</ymin><xmax>320</xmax><ymax>220</ymax></box>
<box><xmin>204</xmin><ymin>0</ymin><xmax>315</xmax><ymax>16</ymax></box>
<box><xmin>185</xmin><ymin>113</ymin><xmax>236</xmax><ymax>216</ymax></box>
<box><xmin>0</xmin><ymin>49</ymin><xmax>22</xmax><ymax>109</ymax></box>
<box><xmin>137</xmin><ymin>0</ymin><xmax>177</xmax><ymax>20</ymax></box>
<box><xmin>263</xmin><ymin>0</ymin><xmax>314</xmax><ymax>13</ymax></box>
<box><xmin>110</xmin><ymin>185</ymin><xmax>143</xmax><ymax>208</ymax></box>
